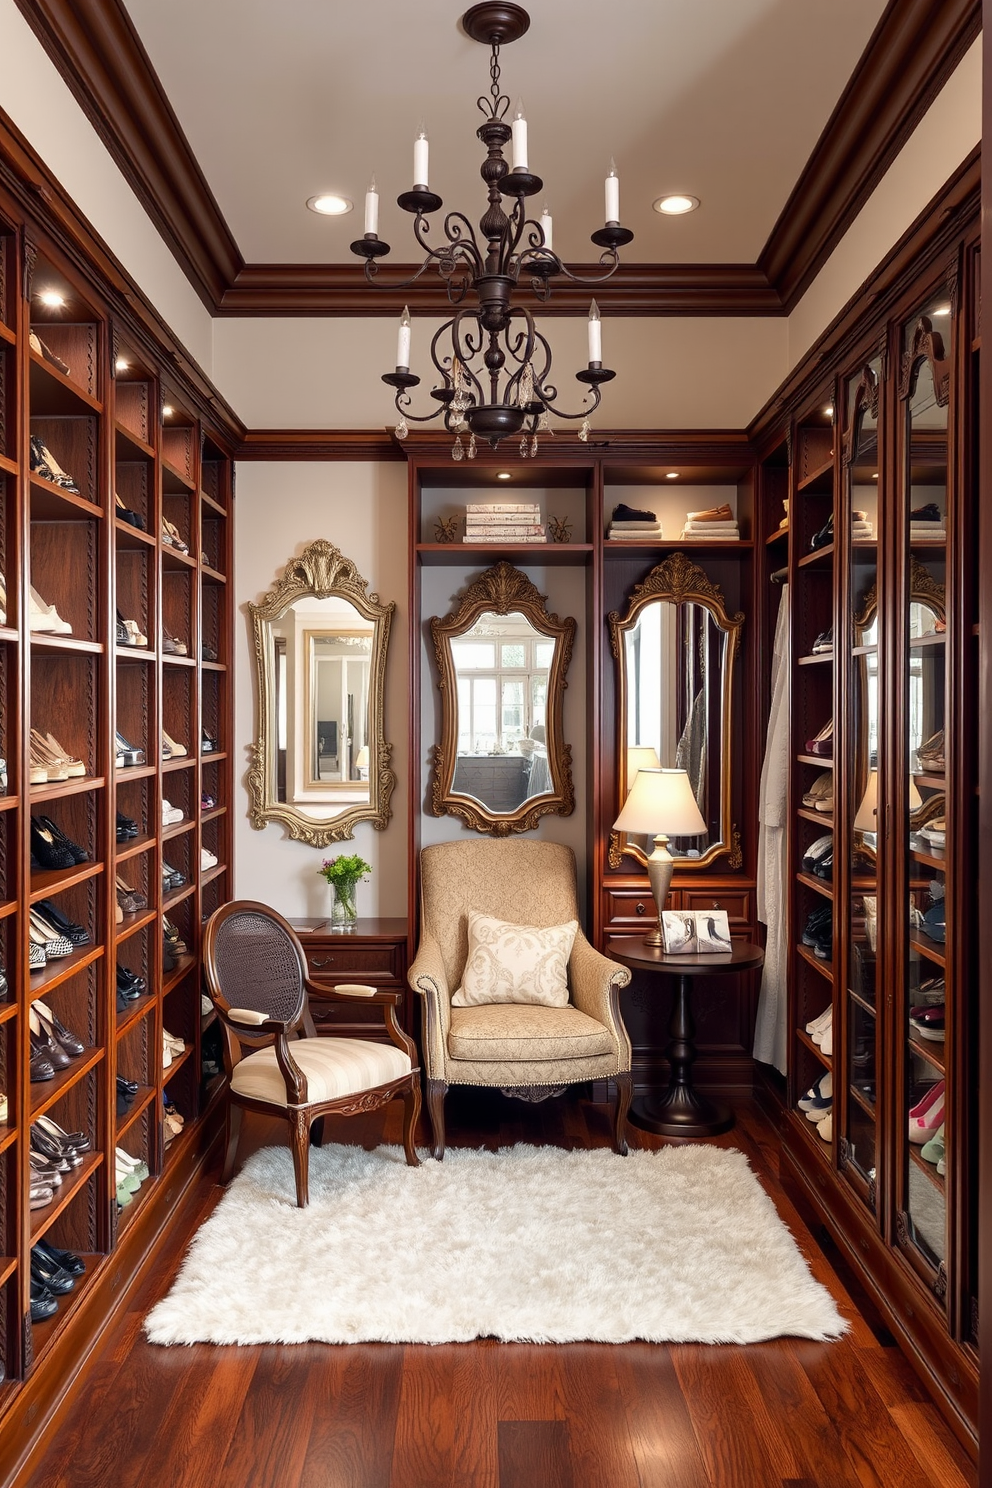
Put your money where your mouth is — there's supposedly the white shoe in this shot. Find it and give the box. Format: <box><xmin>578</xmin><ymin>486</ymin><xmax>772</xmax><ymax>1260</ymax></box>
<box><xmin>819</xmin><ymin>1024</ymin><xmax>833</xmax><ymax>1057</ymax></box>
<box><xmin>201</xmin><ymin>847</ymin><xmax>218</xmax><ymax>869</ymax></box>
<box><xmin>805</xmin><ymin>1005</ymin><xmax>832</xmax><ymax>1037</ymax></box>
<box><xmin>815</xmin><ymin>1112</ymin><xmax>832</xmax><ymax>1142</ymax></box>
<box><xmin>162</xmin><ymin>800</ymin><xmax>184</xmax><ymax>825</ymax></box>
<box><xmin>28</xmin><ymin>584</ymin><xmax>72</xmax><ymax>635</ymax></box>
<box><xmin>811</xmin><ymin>1009</ymin><xmax>832</xmax><ymax>1047</ymax></box>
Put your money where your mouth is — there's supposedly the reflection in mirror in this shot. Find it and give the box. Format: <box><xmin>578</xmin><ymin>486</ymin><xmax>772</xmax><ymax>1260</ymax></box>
<box><xmin>248</xmin><ymin>540</ymin><xmax>395</xmax><ymax>847</ymax></box>
<box><xmin>431</xmin><ymin>563</ymin><xmax>575</xmax><ymax>835</ymax></box>
<box><xmin>609</xmin><ymin>553</ymin><xmax>743</xmax><ymax>870</ymax></box>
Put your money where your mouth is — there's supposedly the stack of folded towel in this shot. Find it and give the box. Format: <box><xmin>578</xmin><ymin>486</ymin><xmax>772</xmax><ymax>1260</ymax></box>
<box><xmin>909</xmin><ymin>501</ymin><xmax>946</xmax><ymax>542</ymax></box>
<box><xmin>681</xmin><ymin>502</ymin><xmax>740</xmax><ymax>540</ymax></box>
<box><xmin>851</xmin><ymin>508</ymin><xmax>874</xmax><ymax>539</ymax></box>
<box><xmin>607</xmin><ymin>502</ymin><xmax>662</xmax><ymax>540</ymax></box>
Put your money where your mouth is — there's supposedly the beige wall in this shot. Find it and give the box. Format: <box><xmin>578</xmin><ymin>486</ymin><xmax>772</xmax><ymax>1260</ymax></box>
<box><xmin>234</xmin><ymin>461</ymin><xmax>409</xmax><ymax>918</ymax></box>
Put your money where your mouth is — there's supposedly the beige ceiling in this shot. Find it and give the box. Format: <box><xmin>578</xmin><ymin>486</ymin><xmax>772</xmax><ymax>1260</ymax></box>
<box><xmin>122</xmin><ymin>0</ymin><xmax>887</xmax><ymax>267</ymax></box>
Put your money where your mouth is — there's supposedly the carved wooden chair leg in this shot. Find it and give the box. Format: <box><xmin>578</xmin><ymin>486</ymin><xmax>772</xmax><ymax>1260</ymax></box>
<box><xmin>402</xmin><ymin>1075</ymin><xmax>422</xmax><ymax>1166</ymax></box>
<box><xmin>425</xmin><ymin>1078</ymin><xmax>448</xmax><ymax>1160</ymax></box>
<box><xmin>221</xmin><ymin>1102</ymin><xmax>243</xmax><ymax>1185</ymax></box>
<box><xmin>309</xmin><ymin>1116</ymin><xmax>325</xmax><ymax>1148</ymax></box>
<box><xmin>612</xmin><ymin>1070</ymin><xmax>633</xmax><ymax>1157</ymax></box>
<box><xmin>290</xmin><ymin>1109</ymin><xmax>311</xmax><ymax>1208</ymax></box>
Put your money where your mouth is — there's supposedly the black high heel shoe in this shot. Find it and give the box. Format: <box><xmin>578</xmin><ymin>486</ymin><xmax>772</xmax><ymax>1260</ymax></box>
<box><xmin>37</xmin><ymin>814</ymin><xmax>88</xmax><ymax>864</ymax></box>
<box><xmin>29</xmin><ymin>818</ymin><xmax>76</xmax><ymax>871</ymax></box>
<box><xmin>34</xmin><ymin>1238</ymin><xmax>85</xmax><ymax>1277</ymax></box>
<box><xmin>36</xmin><ymin>899</ymin><xmax>89</xmax><ymax>946</ymax></box>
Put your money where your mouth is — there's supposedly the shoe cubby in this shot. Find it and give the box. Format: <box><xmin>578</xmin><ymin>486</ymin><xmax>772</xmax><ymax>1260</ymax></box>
<box><xmin>199</xmin><ymin>441</ymin><xmax>228</xmax><ymax>513</ymax></box>
<box><xmin>199</xmin><ymin>873</ymin><xmax>227</xmax><ymax>930</ymax></box>
<box><xmin>199</xmin><ymin>511</ymin><xmax>226</xmax><ymax>580</ymax></box>
<box><xmin>199</xmin><ymin>669</ymin><xmax>225</xmax><ymax>757</ymax></box>
<box><xmin>115</xmin><ymin>650</ymin><xmax>153</xmax><ymax>773</ymax></box>
<box><xmin>162</xmin><ymin>666</ymin><xmax>193</xmax><ymax>767</ymax></box>
<box><xmin>28</xmin><ymin>413</ymin><xmax>100</xmax><ymax>517</ymax></box>
<box><xmin>199</xmin><ymin>577</ymin><xmax>225</xmax><ymax>663</ymax></box>
<box><xmin>29</xmin><ymin>514</ymin><xmax>100</xmax><ymax>643</ymax></box>
<box><xmin>0</xmin><ymin>814</ymin><xmax>16</xmax><ymax>906</ymax></box>
<box><xmin>116</xmin><ymin>1018</ymin><xmax>153</xmax><ymax>1125</ymax></box>
<box><xmin>161</xmin><ymin>565</ymin><xmax>194</xmax><ymax>660</ymax></box>
<box><xmin>0</xmin><ymin>343</ymin><xmax>12</xmax><ymax>467</ymax></box>
<box><xmin>0</xmin><ymin>912</ymin><xmax>13</xmax><ymax>995</ymax></box>
<box><xmin>113</xmin><ymin>360</ymin><xmax>155</xmax><ymax>454</ymax></box>
<box><xmin>114</xmin><ymin>547</ymin><xmax>152</xmax><ymax>655</ymax></box>
<box><xmin>114</xmin><ymin>459</ymin><xmax>153</xmax><ymax>538</ymax></box>
<box><xmin>199</xmin><ymin>759</ymin><xmax>223</xmax><ymax>817</ymax></box>
<box><xmin>29</xmin><ymin>260</ymin><xmax>102</xmax><ymax>408</ymax></box>
<box><xmin>30</xmin><ymin>653</ymin><xmax>99</xmax><ymax>786</ymax></box>
<box><xmin>29</xmin><ymin>784</ymin><xmax>100</xmax><ymax>873</ymax></box>
<box><xmin>114</xmin><ymin>776</ymin><xmax>151</xmax><ymax>856</ymax></box>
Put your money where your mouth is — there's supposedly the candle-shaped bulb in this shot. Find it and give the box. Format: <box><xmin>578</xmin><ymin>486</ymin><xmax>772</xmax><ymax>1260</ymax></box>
<box><xmin>511</xmin><ymin>99</ymin><xmax>529</xmax><ymax>172</ymax></box>
<box><xmin>364</xmin><ymin>174</ymin><xmax>379</xmax><ymax>235</ymax></box>
<box><xmin>539</xmin><ymin>203</ymin><xmax>553</xmax><ymax>252</ymax></box>
<box><xmin>605</xmin><ymin>158</ymin><xmax>620</xmax><ymax>224</ymax></box>
<box><xmin>397</xmin><ymin>305</ymin><xmax>412</xmax><ymax>369</ymax></box>
<box><xmin>587</xmin><ymin>300</ymin><xmax>602</xmax><ymax>364</ymax></box>
<box><xmin>413</xmin><ymin>124</ymin><xmax>429</xmax><ymax>189</ymax></box>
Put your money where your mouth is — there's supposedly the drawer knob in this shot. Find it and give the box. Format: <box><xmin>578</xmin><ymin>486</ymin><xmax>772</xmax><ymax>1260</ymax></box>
<box><xmin>636</xmin><ymin>901</ymin><xmax>645</xmax><ymax>916</ymax></box>
<box><xmin>712</xmin><ymin>900</ymin><xmax>720</xmax><ymax>909</ymax></box>
<box><xmin>311</xmin><ymin>956</ymin><xmax>337</xmax><ymax>969</ymax></box>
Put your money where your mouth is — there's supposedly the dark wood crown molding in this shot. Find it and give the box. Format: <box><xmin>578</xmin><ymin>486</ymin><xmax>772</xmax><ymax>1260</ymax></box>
<box><xmin>759</xmin><ymin>0</ymin><xmax>980</xmax><ymax>313</ymax></box>
<box><xmin>12</xmin><ymin>0</ymin><xmax>980</xmax><ymax>318</ymax></box>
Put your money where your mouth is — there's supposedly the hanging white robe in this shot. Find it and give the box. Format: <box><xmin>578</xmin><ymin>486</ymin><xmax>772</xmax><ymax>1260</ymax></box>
<box><xmin>754</xmin><ymin>585</ymin><xmax>790</xmax><ymax>1073</ymax></box>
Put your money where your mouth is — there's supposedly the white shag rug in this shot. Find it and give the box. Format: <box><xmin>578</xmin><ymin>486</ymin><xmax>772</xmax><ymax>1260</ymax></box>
<box><xmin>145</xmin><ymin>1143</ymin><xmax>846</xmax><ymax>1347</ymax></box>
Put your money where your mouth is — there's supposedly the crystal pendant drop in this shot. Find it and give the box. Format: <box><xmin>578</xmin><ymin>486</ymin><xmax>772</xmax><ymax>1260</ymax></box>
<box><xmin>519</xmin><ymin>436</ymin><xmax>528</xmax><ymax>457</ymax></box>
<box><xmin>529</xmin><ymin>435</ymin><xmax>539</xmax><ymax>457</ymax></box>
<box><xmin>452</xmin><ymin>434</ymin><xmax>464</xmax><ymax>461</ymax></box>
<box><xmin>395</xmin><ymin>416</ymin><xmax>409</xmax><ymax>440</ymax></box>
<box><xmin>468</xmin><ymin>433</ymin><xmax>477</xmax><ymax>460</ymax></box>
<box><xmin>578</xmin><ymin>418</ymin><xmax>591</xmax><ymax>443</ymax></box>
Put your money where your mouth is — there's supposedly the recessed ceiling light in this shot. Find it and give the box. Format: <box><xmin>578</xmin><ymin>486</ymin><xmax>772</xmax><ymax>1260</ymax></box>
<box><xmin>653</xmin><ymin>195</ymin><xmax>699</xmax><ymax>216</ymax></box>
<box><xmin>37</xmin><ymin>289</ymin><xmax>65</xmax><ymax>309</ymax></box>
<box><xmin>496</xmin><ymin>472</ymin><xmax>511</xmax><ymax>480</ymax></box>
<box><xmin>933</xmin><ymin>303</ymin><xmax>951</xmax><ymax>316</ymax></box>
<box><xmin>872</xmin><ymin>472</ymin><xmax>879</xmax><ymax>480</ymax></box>
<box><xmin>665</xmin><ymin>472</ymin><xmax>679</xmax><ymax>479</ymax></box>
<box><xmin>307</xmin><ymin>194</ymin><xmax>354</xmax><ymax>216</ymax></box>
<box><xmin>115</xmin><ymin>357</ymin><xmax>129</xmax><ymax>372</ymax></box>
<box><xmin>162</xmin><ymin>404</ymin><xmax>174</xmax><ymax>417</ymax></box>
<box><xmin>824</xmin><ymin>405</ymin><xmax>834</xmax><ymax>417</ymax></box>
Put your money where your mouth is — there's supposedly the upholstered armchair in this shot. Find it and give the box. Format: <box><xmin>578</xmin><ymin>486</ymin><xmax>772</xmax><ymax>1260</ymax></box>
<box><xmin>408</xmin><ymin>840</ymin><xmax>632</xmax><ymax>1159</ymax></box>
<box><xmin>203</xmin><ymin>901</ymin><xmax>421</xmax><ymax>1205</ymax></box>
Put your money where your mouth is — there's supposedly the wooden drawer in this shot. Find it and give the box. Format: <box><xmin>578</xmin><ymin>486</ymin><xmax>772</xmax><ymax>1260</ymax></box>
<box><xmin>305</xmin><ymin>944</ymin><xmax>403</xmax><ymax>981</ymax></box>
<box><xmin>681</xmin><ymin>889</ymin><xmax>751</xmax><ymax>925</ymax></box>
<box><xmin>604</xmin><ymin>888</ymin><xmax>672</xmax><ymax>927</ymax></box>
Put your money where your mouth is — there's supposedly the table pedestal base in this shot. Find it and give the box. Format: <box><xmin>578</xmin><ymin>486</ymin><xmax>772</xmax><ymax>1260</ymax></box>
<box><xmin>629</xmin><ymin>1088</ymin><xmax>732</xmax><ymax>1138</ymax></box>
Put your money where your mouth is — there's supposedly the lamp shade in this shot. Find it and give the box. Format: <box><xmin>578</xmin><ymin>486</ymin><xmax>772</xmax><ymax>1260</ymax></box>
<box><xmin>355</xmin><ymin>746</ymin><xmax>370</xmax><ymax>768</ymax></box>
<box><xmin>626</xmin><ymin>746</ymin><xmax>661</xmax><ymax>786</ymax></box>
<box><xmin>854</xmin><ymin>768</ymin><xmax>920</xmax><ymax>832</ymax></box>
<box><xmin>613</xmin><ymin>767</ymin><xmax>706</xmax><ymax>836</ymax></box>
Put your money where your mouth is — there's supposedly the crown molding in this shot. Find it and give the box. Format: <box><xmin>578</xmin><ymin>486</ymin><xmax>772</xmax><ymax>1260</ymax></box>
<box><xmin>12</xmin><ymin>0</ymin><xmax>980</xmax><ymax>318</ymax></box>
<box><xmin>235</xmin><ymin>427</ymin><xmax>755</xmax><ymax>465</ymax></box>
<box><xmin>759</xmin><ymin>0</ymin><xmax>980</xmax><ymax>313</ymax></box>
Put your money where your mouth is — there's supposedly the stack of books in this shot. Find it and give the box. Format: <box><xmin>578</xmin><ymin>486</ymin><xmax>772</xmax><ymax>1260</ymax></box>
<box><xmin>607</xmin><ymin>502</ymin><xmax>662</xmax><ymax>540</ymax></box>
<box><xmin>681</xmin><ymin>502</ymin><xmax>740</xmax><ymax>540</ymax></box>
<box><xmin>463</xmin><ymin>503</ymin><xmax>546</xmax><ymax>543</ymax></box>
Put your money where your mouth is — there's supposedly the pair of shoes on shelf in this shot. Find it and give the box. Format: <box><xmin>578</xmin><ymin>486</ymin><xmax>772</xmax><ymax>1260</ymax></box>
<box><xmin>116</xmin><ymin>1076</ymin><xmax>138</xmax><ymax>1118</ymax></box>
<box><xmin>163</xmin><ymin>862</ymin><xmax>187</xmax><ymax>892</ymax></box>
<box><xmin>807</xmin><ymin>1005</ymin><xmax>833</xmax><ymax>1057</ymax></box>
<box><xmin>919</xmin><ymin>817</ymin><xmax>946</xmax><ymax>848</ymax></box>
<box><xmin>920</xmin><ymin>1123</ymin><xmax>946</xmax><ymax>1174</ymax></box>
<box><xmin>909</xmin><ymin>1080</ymin><xmax>945</xmax><ymax>1143</ymax></box>
<box><xmin>802</xmin><ymin>904</ymin><xmax>832</xmax><ymax>961</ymax></box>
<box><xmin>162</xmin><ymin>518</ymin><xmax>189</xmax><ymax>554</ymax></box>
<box><xmin>809</xmin><ymin>514</ymin><xmax>834</xmax><ymax>550</ymax></box>
<box><xmin>811</xmin><ymin>626</ymin><xmax>833</xmax><ymax>654</ymax></box>
<box><xmin>201</xmin><ymin>792</ymin><xmax>216</xmax><ymax>811</ymax></box>
<box><xmin>910</xmin><ymin>1001</ymin><xmax>945</xmax><ymax>1041</ymax></box>
<box><xmin>163</xmin><ymin>1029</ymin><xmax>184</xmax><ymax>1069</ymax></box>
<box><xmin>29</xmin><ymin>583</ymin><xmax>72</xmax><ymax>635</ymax></box>
<box><xmin>162</xmin><ymin>730</ymin><xmax>187</xmax><ymax>759</ymax></box>
<box><xmin>116</xmin><ymin>875</ymin><xmax>148</xmax><ymax>915</ymax></box>
<box><xmin>30</xmin><ymin>728</ymin><xmax>87</xmax><ymax>784</ymax></box>
<box><xmin>29</xmin><ymin>331</ymin><xmax>70</xmax><ymax>376</ymax></box>
<box><xmin>164</xmin><ymin>1100</ymin><xmax>185</xmax><ymax>1144</ymax></box>
<box><xmin>32</xmin><ymin>1115</ymin><xmax>88</xmax><ymax>1168</ymax></box>
<box><xmin>30</xmin><ymin>1003</ymin><xmax>84</xmax><ymax>1072</ymax></box>
<box><xmin>805</xmin><ymin>718</ymin><xmax>833</xmax><ymax>757</ymax></box>
<box><xmin>202</xmin><ymin>643</ymin><xmax>218</xmax><ymax>662</ymax></box>
<box><xmin>201</xmin><ymin>729</ymin><xmax>220</xmax><ymax>754</ymax></box>
<box><xmin>916</xmin><ymin>728</ymin><xmax>945</xmax><ymax>772</ymax></box>
<box><xmin>802</xmin><ymin>835</ymin><xmax>833</xmax><ymax>881</ymax></box>
<box><xmin>115</xmin><ymin>492</ymin><xmax>146</xmax><ymax>530</ymax></box>
<box><xmin>162</xmin><ymin>633</ymin><xmax>189</xmax><ymax>656</ymax></box>
<box><xmin>201</xmin><ymin>847</ymin><xmax>218</xmax><ymax>870</ymax></box>
<box><xmin>116</xmin><ymin>609</ymin><xmax>147</xmax><ymax>647</ymax></box>
<box><xmin>115</xmin><ymin>731</ymin><xmax>145</xmax><ymax>768</ymax></box>
<box><xmin>116</xmin><ymin>965</ymin><xmax>146</xmax><ymax>1012</ymax></box>
<box><xmin>116</xmin><ymin>810</ymin><xmax>139</xmax><ymax>842</ymax></box>
<box><xmin>116</xmin><ymin>1148</ymin><xmax>149</xmax><ymax>1207</ymax></box>
<box><xmin>37</xmin><ymin>899</ymin><xmax>89</xmax><ymax>946</ymax></box>
<box><xmin>30</xmin><ymin>435</ymin><xmax>79</xmax><ymax>494</ymax></box>
<box><xmin>799</xmin><ymin>1071</ymin><xmax>832</xmax><ymax>1121</ymax></box>
<box><xmin>162</xmin><ymin>799</ymin><xmax>184</xmax><ymax>826</ymax></box>
<box><xmin>29</xmin><ymin>910</ymin><xmax>74</xmax><ymax>960</ymax></box>
<box><xmin>31</xmin><ymin>814</ymin><xmax>88</xmax><ymax>871</ymax></box>
<box><xmin>802</xmin><ymin>770</ymin><xmax>834</xmax><ymax>813</ymax></box>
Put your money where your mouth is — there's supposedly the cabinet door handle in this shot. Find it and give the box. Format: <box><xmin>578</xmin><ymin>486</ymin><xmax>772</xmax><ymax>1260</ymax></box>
<box><xmin>310</xmin><ymin>957</ymin><xmax>336</xmax><ymax>969</ymax></box>
<box><xmin>636</xmin><ymin>901</ymin><xmax>646</xmax><ymax>915</ymax></box>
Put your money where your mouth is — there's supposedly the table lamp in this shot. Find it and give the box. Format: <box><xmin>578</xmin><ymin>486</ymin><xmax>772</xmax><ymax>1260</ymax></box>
<box><xmin>613</xmin><ymin>767</ymin><xmax>706</xmax><ymax>946</ymax></box>
<box><xmin>854</xmin><ymin>768</ymin><xmax>920</xmax><ymax>833</ymax></box>
<box><xmin>355</xmin><ymin>745</ymin><xmax>370</xmax><ymax>781</ymax></box>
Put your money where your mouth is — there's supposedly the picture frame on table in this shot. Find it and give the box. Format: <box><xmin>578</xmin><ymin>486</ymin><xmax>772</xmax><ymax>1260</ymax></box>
<box><xmin>661</xmin><ymin>908</ymin><xmax>733</xmax><ymax>955</ymax></box>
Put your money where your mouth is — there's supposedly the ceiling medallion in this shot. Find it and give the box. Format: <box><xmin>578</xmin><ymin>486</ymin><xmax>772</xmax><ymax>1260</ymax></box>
<box><xmin>350</xmin><ymin>2</ymin><xmax>633</xmax><ymax>458</ymax></box>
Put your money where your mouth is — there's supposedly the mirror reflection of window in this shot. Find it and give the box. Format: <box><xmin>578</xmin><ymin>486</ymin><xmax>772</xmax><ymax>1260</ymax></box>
<box><xmin>449</xmin><ymin>611</ymin><xmax>556</xmax><ymax>807</ymax></box>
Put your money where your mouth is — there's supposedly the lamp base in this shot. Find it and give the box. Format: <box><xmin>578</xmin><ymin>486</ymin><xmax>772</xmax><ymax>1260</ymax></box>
<box><xmin>644</xmin><ymin>835</ymin><xmax>674</xmax><ymax>947</ymax></box>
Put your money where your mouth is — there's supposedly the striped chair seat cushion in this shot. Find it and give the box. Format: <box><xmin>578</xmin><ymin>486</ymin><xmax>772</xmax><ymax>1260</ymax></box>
<box><xmin>230</xmin><ymin>1037</ymin><xmax>410</xmax><ymax>1106</ymax></box>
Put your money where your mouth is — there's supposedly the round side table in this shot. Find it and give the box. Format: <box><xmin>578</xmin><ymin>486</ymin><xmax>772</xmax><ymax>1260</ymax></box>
<box><xmin>607</xmin><ymin>938</ymin><xmax>765</xmax><ymax>1138</ymax></box>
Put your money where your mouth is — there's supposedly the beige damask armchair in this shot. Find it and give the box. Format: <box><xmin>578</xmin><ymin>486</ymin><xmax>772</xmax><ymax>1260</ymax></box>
<box><xmin>408</xmin><ymin>840</ymin><xmax>633</xmax><ymax>1159</ymax></box>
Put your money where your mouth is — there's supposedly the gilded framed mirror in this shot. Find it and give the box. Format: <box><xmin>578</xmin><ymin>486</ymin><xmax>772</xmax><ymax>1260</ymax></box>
<box><xmin>430</xmin><ymin>562</ymin><xmax>575</xmax><ymax>835</ymax></box>
<box><xmin>247</xmin><ymin>539</ymin><xmax>395</xmax><ymax>846</ymax></box>
<box><xmin>608</xmin><ymin>552</ymin><xmax>743</xmax><ymax>870</ymax></box>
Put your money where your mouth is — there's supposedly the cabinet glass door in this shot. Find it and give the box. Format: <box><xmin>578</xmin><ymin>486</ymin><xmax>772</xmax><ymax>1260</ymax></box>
<box><xmin>900</xmin><ymin>297</ymin><xmax>950</xmax><ymax>1286</ymax></box>
<box><xmin>841</xmin><ymin>358</ymin><xmax>881</xmax><ymax>1205</ymax></box>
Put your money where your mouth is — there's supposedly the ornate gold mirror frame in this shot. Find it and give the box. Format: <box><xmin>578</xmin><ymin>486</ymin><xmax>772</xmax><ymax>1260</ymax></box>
<box><xmin>608</xmin><ymin>552</ymin><xmax>743</xmax><ymax>870</ymax></box>
<box><xmin>247</xmin><ymin>539</ymin><xmax>395</xmax><ymax>846</ymax></box>
<box><xmin>430</xmin><ymin>562</ymin><xmax>576</xmax><ymax>835</ymax></box>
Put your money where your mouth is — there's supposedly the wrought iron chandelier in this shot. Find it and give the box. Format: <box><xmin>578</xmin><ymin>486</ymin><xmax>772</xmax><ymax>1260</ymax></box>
<box><xmin>350</xmin><ymin>2</ymin><xmax>633</xmax><ymax>459</ymax></box>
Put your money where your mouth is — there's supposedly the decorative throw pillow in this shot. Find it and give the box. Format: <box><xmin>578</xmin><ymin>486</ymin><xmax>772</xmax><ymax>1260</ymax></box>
<box><xmin>452</xmin><ymin>911</ymin><xmax>578</xmax><ymax>1008</ymax></box>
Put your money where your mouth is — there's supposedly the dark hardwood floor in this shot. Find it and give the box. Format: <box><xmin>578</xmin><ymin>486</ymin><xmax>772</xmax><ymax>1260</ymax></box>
<box><xmin>19</xmin><ymin>1090</ymin><xmax>977</xmax><ymax>1488</ymax></box>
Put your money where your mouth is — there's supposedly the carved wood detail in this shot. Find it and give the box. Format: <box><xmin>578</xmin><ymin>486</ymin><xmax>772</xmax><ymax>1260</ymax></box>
<box><xmin>899</xmin><ymin>317</ymin><xmax>951</xmax><ymax>405</ymax></box>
